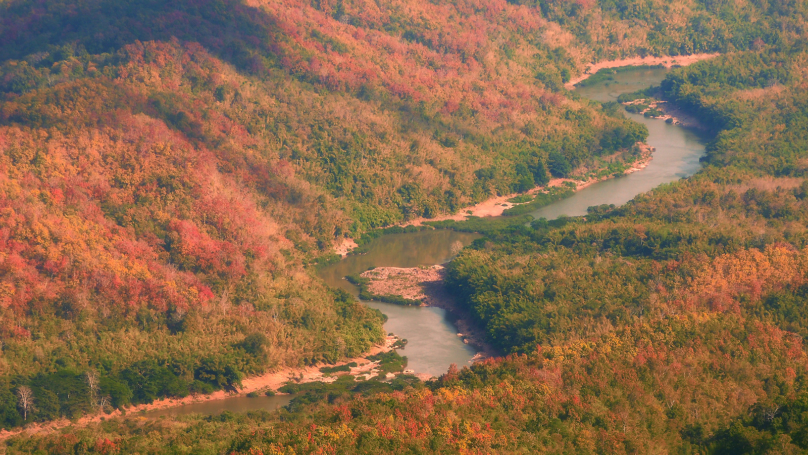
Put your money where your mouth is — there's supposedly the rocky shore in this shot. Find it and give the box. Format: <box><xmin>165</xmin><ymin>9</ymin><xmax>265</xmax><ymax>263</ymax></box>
<box><xmin>623</xmin><ymin>98</ymin><xmax>708</xmax><ymax>131</ymax></box>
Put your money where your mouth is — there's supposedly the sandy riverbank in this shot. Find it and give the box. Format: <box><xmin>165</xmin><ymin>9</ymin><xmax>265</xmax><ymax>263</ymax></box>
<box><xmin>399</xmin><ymin>175</ymin><xmax>580</xmax><ymax>226</ymax></box>
<box><xmin>0</xmin><ymin>336</ymin><xmax>397</xmax><ymax>441</ymax></box>
<box><xmin>565</xmin><ymin>53</ymin><xmax>720</xmax><ymax>89</ymax></box>
<box><xmin>331</xmin><ymin>178</ymin><xmax>572</xmax><ymax>257</ymax></box>
<box><xmin>335</xmin><ymin>238</ymin><xmax>359</xmax><ymax>257</ymax></box>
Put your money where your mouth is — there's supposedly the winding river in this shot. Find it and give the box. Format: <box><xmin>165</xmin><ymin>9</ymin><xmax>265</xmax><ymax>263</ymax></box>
<box><xmin>528</xmin><ymin>68</ymin><xmax>707</xmax><ymax>220</ymax></box>
<box><xmin>149</xmin><ymin>66</ymin><xmax>707</xmax><ymax>417</ymax></box>
<box><xmin>318</xmin><ymin>66</ymin><xmax>708</xmax><ymax>378</ymax></box>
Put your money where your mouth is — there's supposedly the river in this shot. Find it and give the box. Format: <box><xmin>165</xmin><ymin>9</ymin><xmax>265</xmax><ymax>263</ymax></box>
<box><xmin>150</xmin><ymin>66</ymin><xmax>707</xmax><ymax>417</ymax></box>
<box><xmin>318</xmin><ymin>66</ymin><xmax>707</xmax><ymax>378</ymax></box>
<box><xmin>527</xmin><ymin>68</ymin><xmax>707</xmax><ymax>220</ymax></box>
<box><xmin>318</xmin><ymin>229</ymin><xmax>482</xmax><ymax>378</ymax></box>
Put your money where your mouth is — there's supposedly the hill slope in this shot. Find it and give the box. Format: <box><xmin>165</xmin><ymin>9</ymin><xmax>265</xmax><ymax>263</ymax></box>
<box><xmin>11</xmin><ymin>41</ymin><xmax>808</xmax><ymax>455</ymax></box>
<box><xmin>1</xmin><ymin>0</ymin><xmax>808</xmax><ymax>436</ymax></box>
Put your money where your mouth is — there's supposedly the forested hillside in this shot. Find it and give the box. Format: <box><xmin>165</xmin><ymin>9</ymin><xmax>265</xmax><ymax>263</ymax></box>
<box><xmin>12</xmin><ymin>40</ymin><xmax>808</xmax><ymax>454</ymax></box>
<box><xmin>441</xmin><ymin>43</ymin><xmax>808</xmax><ymax>451</ymax></box>
<box><xmin>3</xmin><ymin>0</ymin><xmax>808</xmax><ymax>447</ymax></box>
<box><xmin>0</xmin><ymin>0</ymin><xmax>654</xmax><ymax>427</ymax></box>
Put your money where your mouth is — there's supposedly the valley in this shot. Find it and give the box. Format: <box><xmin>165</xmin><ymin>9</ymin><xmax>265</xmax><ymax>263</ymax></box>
<box><xmin>3</xmin><ymin>0</ymin><xmax>808</xmax><ymax>453</ymax></box>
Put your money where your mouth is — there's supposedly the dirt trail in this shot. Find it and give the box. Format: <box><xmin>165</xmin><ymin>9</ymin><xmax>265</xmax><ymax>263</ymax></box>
<box><xmin>565</xmin><ymin>53</ymin><xmax>720</xmax><ymax>89</ymax></box>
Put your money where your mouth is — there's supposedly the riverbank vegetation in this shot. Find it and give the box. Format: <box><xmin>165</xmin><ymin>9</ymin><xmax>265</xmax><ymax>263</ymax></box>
<box><xmin>441</xmin><ymin>42</ymin><xmax>808</xmax><ymax>450</ymax></box>
<box><xmin>575</xmin><ymin>65</ymin><xmax>666</xmax><ymax>88</ymax></box>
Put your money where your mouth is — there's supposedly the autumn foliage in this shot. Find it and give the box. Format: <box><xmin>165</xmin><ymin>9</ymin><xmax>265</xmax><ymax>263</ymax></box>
<box><xmin>2</xmin><ymin>0</ymin><xmax>808</xmax><ymax>450</ymax></box>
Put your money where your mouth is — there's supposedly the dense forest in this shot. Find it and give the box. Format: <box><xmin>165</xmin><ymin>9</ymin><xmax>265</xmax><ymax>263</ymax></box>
<box><xmin>0</xmin><ymin>0</ymin><xmax>658</xmax><ymax>428</ymax></box>
<box><xmin>12</xmin><ymin>41</ymin><xmax>808</xmax><ymax>453</ymax></box>
<box><xmin>3</xmin><ymin>0</ymin><xmax>808</xmax><ymax>452</ymax></box>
